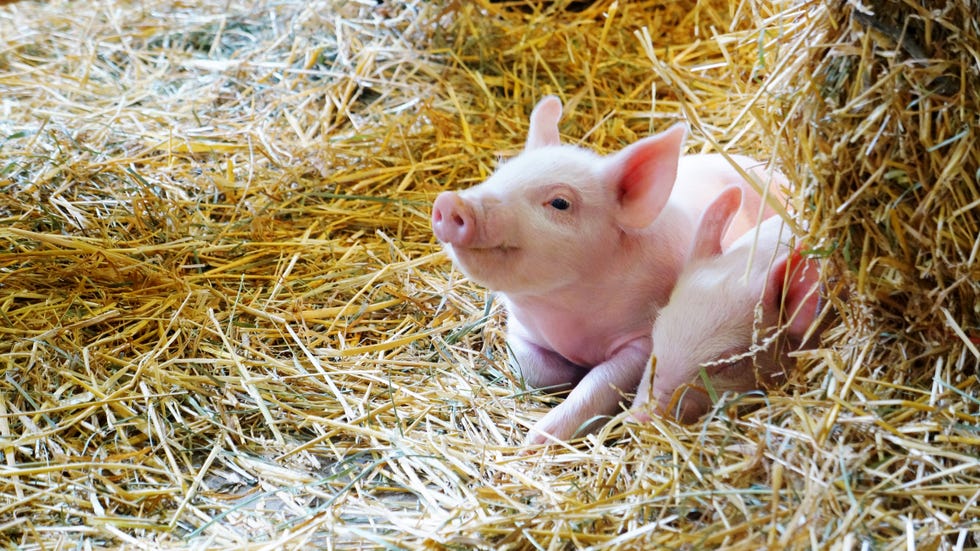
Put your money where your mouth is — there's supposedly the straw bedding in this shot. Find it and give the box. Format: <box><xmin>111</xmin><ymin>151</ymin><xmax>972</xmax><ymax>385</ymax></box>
<box><xmin>1</xmin><ymin>0</ymin><xmax>977</xmax><ymax>548</ymax></box>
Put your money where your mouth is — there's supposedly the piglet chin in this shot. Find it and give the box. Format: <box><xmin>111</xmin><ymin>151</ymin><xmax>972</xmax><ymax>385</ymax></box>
<box><xmin>450</xmin><ymin>246</ymin><xmax>571</xmax><ymax>296</ymax></box>
<box><xmin>446</xmin><ymin>244</ymin><xmax>520</xmax><ymax>287</ymax></box>
<box><xmin>449</xmin><ymin>244</ymin><xmax>518</xmax><ymax>267</ymax></box>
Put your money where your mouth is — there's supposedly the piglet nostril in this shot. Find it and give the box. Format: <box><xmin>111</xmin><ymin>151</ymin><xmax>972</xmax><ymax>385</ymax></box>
<box><xmin>452</xmin><ymin>214</ymin><xmax>465</xmax><ymax>227</ymax></box>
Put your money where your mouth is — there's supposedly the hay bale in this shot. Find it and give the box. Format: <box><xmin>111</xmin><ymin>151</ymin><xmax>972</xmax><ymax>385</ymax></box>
<box><xmin>752</xmin><ymin>3</ymin><xmax>980</xmax><ymax>548</ymax></box>
<box><xmin>764</xmin><ymin>0</ymin><xmax>979</xmax><ymax>384</ymax></box>
<box><xmin>0</xmin><ymin>0</ymin><xmax>977</xmax><ymax>549</ymax></box>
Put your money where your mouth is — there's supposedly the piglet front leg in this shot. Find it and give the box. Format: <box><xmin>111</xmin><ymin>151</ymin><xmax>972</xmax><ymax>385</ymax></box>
<box><xmin>506</xmin><ymin>319</ymin><xmax>589</xmax><ymax>389</ymax></box>
<box><xmin>518</xmin><ymin>338</ymin><xmax>650</xmax><ymax>446</ymax></box>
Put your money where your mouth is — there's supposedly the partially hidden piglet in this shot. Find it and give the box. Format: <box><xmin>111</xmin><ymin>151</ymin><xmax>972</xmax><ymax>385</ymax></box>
<box><xmin>632</xmin><ymin>186</ymin><xmax>823</xmax><ymax>423</ymax></box>
<box><xmin>431</xmin><ymin>95</ymin><xmax>782</xmax><ymax>446</ymax></box>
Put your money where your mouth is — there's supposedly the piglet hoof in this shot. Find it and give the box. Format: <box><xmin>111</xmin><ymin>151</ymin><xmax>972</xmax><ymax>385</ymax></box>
<box><xmin>520</xmin><ymin>405</ymin><xmax>580</xmax><ymax>450</ymax></box>
<box><xmin>521</xmin><ymin>420</ymin><xmax>570</xmax><ymax>449</ymax></box>
<box><xmin>521</xmin><ymin>430</ymin><xmax>555</xmax><ymax>451</ymax></box>
<box><xmin>521</xmin><ymin>400</ymin><xmax>613</xmax><ymax>451</ymax></box>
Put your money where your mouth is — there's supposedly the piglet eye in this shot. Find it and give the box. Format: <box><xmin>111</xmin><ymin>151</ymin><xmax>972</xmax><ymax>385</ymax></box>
<box><xmin>549</xmin><ymin>197</ymin><xmax>571</xmax><ymax>211</ymax></box>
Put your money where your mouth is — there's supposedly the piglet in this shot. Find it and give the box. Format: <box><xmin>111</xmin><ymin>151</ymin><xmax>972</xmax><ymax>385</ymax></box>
<box><xmin>632</xmin><ymin>186</ymin><xmax>822</xmax><ymax>423</ymax></box>
<box><xmin>432</xmin><ymin>96</ymin><xmax>780</xmax><ymax>445</ymax></box>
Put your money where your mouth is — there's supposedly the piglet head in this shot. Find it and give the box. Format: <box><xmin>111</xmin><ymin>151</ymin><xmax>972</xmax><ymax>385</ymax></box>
<box><xmin>633</xmin><ymin>186</ymin><xmax>750</xmax><ymax>421</ymax></box>
<box><xmin>432</xmin><ymin>95</ymin><xmax>688</xmax><ymax>295</ymax></box>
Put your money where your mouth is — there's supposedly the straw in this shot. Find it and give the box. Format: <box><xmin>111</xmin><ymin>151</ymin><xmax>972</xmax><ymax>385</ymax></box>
<box><xmin>1</xmin><ymin>0</ymin><xmax>977</xmax><ymax>548</ymax></box>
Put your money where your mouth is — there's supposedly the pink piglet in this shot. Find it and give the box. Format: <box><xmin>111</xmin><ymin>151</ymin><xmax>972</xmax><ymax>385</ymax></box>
<box><xmin>433</xmin><ymin>96</ymin><xmax>785</xmax><ymax>445</ymax></box>
<box><xmin>633</xmin><ymin>186</ymin><xmax>823</xmax><ymax>423</ymax></box>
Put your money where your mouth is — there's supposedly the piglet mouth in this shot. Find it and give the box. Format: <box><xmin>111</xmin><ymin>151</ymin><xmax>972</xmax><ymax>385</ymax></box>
<box><xmin>449</xmin><ymin>243</ymin><xmax>519</xmax><ymax>258</ymax></box>
<box><xmin>454</xmin><ymin>243</ymin><xmax>517</xmax><ymax>252</ymax></box>
<box><xmin>445</xmin><ymin>244</ymin><xmax>520</xmax><ymax>282</ymax></box>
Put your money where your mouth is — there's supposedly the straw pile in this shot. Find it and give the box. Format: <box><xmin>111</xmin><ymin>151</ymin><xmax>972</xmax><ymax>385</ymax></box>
<box><xmin>1</xmin><ymin>0</ymin><xmax>976</xmax><ymax>548</ymax></box>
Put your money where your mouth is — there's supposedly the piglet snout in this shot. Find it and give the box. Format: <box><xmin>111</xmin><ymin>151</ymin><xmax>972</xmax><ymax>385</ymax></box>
<box><xmin>432</xmin><ymin>191</ymin><xmax>476</xmax><ymax>246</ymax></box>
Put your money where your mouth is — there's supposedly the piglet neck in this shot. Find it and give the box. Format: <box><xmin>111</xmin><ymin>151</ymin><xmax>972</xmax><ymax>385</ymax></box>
<box><xmin>507</xmin><ymin>219</ymin><xmax>688</xmax><ymax>315</ymax></box>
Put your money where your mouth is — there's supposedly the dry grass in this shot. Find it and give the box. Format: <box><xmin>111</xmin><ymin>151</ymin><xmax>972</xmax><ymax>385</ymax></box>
<box><xmin>0</xmin><ymin>0</ymin><xmax>977</xmax><ymax>549</ymax></box>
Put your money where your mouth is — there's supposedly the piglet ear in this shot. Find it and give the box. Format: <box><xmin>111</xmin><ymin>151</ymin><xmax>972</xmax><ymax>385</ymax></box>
<box><xmin>689</xmin><ymin>186</ymin><xmax>742</xmax><ymax>262</ymax></box>
<box><xmin>525</xmin><ymin>96</ymin><xmax>563</xmax><ymax>150</ymax></box>
<box><xmin>603</xmin><ymin>123</ymin><xmax>687</xmax><ymax>229</ymax></box>
<box><xmin>766</xmin><ymin>247</ymin><xmax>822</xmax><ymax>342</ymax></box>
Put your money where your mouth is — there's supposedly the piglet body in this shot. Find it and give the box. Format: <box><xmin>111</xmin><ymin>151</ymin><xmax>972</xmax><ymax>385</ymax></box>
<box><xmin>432</xmin><ymin>96</ymin><xmax>781</xmax><ymax>445</ymax></box>
<box><xmin>632</xmin><ymin>186</ymin><xmax>822</xmax><ymax>423</ymax></box>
